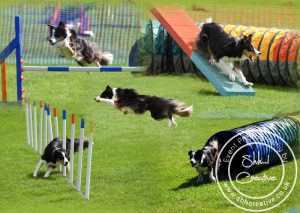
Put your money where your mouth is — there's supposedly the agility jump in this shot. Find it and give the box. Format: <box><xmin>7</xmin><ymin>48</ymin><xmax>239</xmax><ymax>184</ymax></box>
<box><xmin>25</xmin><ymin>98</ymin><xmax>93</xmax><ymax>200</ymax></box>
<box><xmin>0</xmin><ymin>15</ymin><xmax>145</xmax><ymax>103</ymax></box>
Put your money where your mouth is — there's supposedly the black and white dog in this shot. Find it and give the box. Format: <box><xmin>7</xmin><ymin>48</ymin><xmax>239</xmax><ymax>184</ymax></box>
<box><xmin>188</xmin><ymin>140</ymin><xmax>219</xmax><ymax>183</ymax></box>
<box><xmin>94</xmin><ymin>85</ymin><xmax>193</xmax><ymax>127</ymax></box>
<box><xmin>196</xmin><ymin>20</ymin><xmax>261</xmax><ymax>86</ymax></box>
<box><xmin>48</xmin><ymin>21</ymin><xmax>113</xmax><ymax>67</ymax></box>
<box><xmin>33</xmin><ymin>137</ymin><xmax>89</xmax><ymax>178</ymax></box>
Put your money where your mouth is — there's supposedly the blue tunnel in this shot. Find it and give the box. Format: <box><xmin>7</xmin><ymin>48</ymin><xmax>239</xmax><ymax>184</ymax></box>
<box><xmin>205</xmin><ymin>117</ymin><xmax>300</xmax><ymax>179</ymax></box>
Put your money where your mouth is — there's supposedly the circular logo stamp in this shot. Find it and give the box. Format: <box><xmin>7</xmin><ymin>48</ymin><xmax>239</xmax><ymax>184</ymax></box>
<box><xmin>216</xmin><ymin>129</ymin><xmax>298</xmax><ymax>212</ymax></box>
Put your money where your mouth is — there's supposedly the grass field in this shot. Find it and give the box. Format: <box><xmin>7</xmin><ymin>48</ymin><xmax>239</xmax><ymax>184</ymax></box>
<box><xmin>0</xmin><ymin>64</ymin><xmax>299</xmax><ymax>213</ymax></box>
<box><xmin>0</xmin><ymin>0</ymin><xmax>300</xmax><ymax>212</ymax></box>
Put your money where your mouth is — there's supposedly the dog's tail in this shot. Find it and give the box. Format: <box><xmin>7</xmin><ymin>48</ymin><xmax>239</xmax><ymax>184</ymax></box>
<box><xmin>73</xmin><ymin>138</ymin><xmax>89</xmax><ymax>152</ymax></box>
<box><xmin>171</xmin><ymin>101</ymin><xmax>193</xmax><ymax>117</ymax></box>
<box><xmin>95</xmin><ymin>51</ymin><xmax>114</xmax><ymax>66</ymax></box>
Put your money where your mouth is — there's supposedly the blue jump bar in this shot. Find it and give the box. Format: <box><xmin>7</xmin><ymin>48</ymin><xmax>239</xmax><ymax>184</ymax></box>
<box><xmin>22</xmin><ymin>66</ymin><xmax>145</xmax><ymax>72</ymax></box>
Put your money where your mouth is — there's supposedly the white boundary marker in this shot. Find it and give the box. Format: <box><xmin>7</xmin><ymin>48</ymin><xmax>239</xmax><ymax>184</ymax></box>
<box><xmin>25</xmin><ymin>99</ymin><xmax>93</xmax><ymax>200</ymax></box>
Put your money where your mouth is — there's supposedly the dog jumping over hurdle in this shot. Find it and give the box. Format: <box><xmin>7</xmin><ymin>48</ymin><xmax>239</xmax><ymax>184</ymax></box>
<box><xmin>196</xmin><ymin>19</ymin><xmax>261</xmax><ymax>86</ymax></box>
<box><xmin>33</xmin><ymin>137</ymin><xmax>89</xmax><ymax>178</ymax></box>
<box><xmin>94</xmin><ymin>85</ymin><xmax>193</xmax><ymax>127</ymax></box>
<box><xmin>48</xmin><ymin>21</ymin><xmax>113</xmax><ymax>67</ymax></box>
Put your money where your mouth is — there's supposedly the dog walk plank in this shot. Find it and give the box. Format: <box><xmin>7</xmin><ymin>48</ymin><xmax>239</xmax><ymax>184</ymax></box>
<box><xmin>151</xmin><ymin>6</ymin><xmax>255</xmax><ymax>96</ymax></box>
<box><xmin>191</xmin><ymin>52</ymin><xmax>255</xmax><ymax>96</ymax></box>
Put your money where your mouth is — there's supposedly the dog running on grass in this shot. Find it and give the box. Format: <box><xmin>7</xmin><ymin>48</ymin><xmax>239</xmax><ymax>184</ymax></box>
<box><xmin>94</xmin><ymin>85</ymin><xmax>193</xmax><ymax>127</ymax></box>
<box><xmin>33</xmin><ymin>137</ymin><xmax>88</xmax><ymax>178</ymax></box>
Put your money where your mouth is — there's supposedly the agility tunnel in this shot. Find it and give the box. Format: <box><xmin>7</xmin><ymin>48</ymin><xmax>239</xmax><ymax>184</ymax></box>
<box><xmin>25</xmin><ymin>98</ymin><xmax>94</xmax><ymax>200</ymax></box>
<box><xmin>129</xmin><ymin>19</ymin><xmax>300</xmax><ymax>87</ymax></box>
<box><xmin>204</xmin><ymin>116</ymin><xmax>300</xmax><ymax>179</ymax></box>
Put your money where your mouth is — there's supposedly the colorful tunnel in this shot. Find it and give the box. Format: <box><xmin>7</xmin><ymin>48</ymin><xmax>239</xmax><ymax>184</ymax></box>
<box><xmin>205</xmin><ymin>117</ymin><xmax>300</xmax><ymax>179</ymax></box>
<box><xmin>129</xmin><ymin>21</ymin><xmax>300</xmax><ymax>86</ymax></box>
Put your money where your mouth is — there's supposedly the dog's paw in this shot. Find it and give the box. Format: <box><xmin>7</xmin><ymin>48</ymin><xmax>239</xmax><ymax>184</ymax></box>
<box><xmin>243</xmin><ymin>81</ymin><xmax>253</xmax><ymax>87</ymax></box>
<box><xmin>209</xmin><ymin>174</ymin><xmax>216</xmax><ymax>182</ymax></box>
<box><xmin>197</xmin><ymin>174</ymin><xmax>204</xmax><ymax>184</ymax></box>
<box><xmin>229</xmin><ymin>74</ymin><xmax>236</xmax><ymax>81</ymax></box>
<box><xmin>33</xmin><ymin>173</ymin><xmax>37</xmax><ymax>177</ymax></box>
<box><xmin>209</xmin><ymin>59</ymin><xmax>216</xmax><ymax>65</ymax></box>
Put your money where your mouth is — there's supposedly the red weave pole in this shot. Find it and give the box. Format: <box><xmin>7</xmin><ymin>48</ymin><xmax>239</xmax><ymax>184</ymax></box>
<box><xmin>1</xmin><ymin>60</ymin><xmax>7</xmax><ymax>102</ymax></box>
<box><xmin>53</xmin><ymin>108</ymin><xmax>57</xmax><ymax>117</ymax></box>
<box><xmin>71</xmin><ymin>114</ymin><xmax>75</xmax><ymax>124</ymax></box>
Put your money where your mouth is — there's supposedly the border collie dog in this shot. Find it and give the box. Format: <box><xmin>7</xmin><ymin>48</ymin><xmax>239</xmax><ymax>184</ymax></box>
<box><xmin>196</xmin><ymin>21</ymin><xmax>261</xmax><ymax>86</ymax></box>
<box><xmin>33</xmin><ymin>137</ymin><xmax>88</xmax><ymax>178</ymax></box>
<box><xmin>94</xmin><ymin>85</ymin><xmax>193</xmax><ymax>127</ymax></box>
<box><xmin>48</xmin><ymin>21</ymin><xmax>113</xmax><ymax>67</ymax></box>
<box><xmin>188</xmin><ymin>140</ymin><xmax>219</xmax><ymax>184</ymax></box>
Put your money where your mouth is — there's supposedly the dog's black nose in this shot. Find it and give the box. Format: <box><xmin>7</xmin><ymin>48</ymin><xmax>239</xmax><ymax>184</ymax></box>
<box><xmin>48</xmin><ymin>40</ymin><xmax>55</xmax><ymax>45</ymax></box>
<box><xmin>64</xmin><ymin>162</ymin><xmax>68</xmax><ymax>166</ymax></box>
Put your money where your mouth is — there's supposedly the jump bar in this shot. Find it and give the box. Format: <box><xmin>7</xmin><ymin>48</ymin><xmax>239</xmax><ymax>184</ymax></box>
<box><xmin>22</xmin><ymin>66</ymin><xmax>146</xmax><ymax>72</ymax></box>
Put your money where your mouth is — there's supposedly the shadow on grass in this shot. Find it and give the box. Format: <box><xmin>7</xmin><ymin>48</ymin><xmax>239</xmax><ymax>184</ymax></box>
<box><xmin>198</xmin><ymin>89</ymin><xmax>219</xmax><ymax>96</ymax></box>
<box><xmin>172</xmin><ymin>176</ymin><xmax>212</xmax><ymax>191</ymax></box>
<box><xmin>27</xmin><ymin>170</ymin><xmax>62</xmax><ymax>180</ymax></box>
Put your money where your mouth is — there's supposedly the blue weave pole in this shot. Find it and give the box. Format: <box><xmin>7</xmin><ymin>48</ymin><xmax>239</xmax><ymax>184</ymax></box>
<box><xmin>206</xmin><ymin>117</ymin><xmax>300</xmax><ymax>178</ymax></box>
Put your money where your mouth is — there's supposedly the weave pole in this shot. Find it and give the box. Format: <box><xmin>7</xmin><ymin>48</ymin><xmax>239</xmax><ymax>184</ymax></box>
<box><xmin>44</xmin><ymin>104</ymin><xmax>48</xmax><ymax>149</ymax></box>
<box><xmin>69</xmin><ymin>114</ymin><xmax>75</xmax><ymax>184</ymax></box>
<box><xmin>39</xmin><ymin>101</ymin><xmax>43</xmax><ymax>154</ymax></box>
<box><xmin>33</xmin><ymin>100</ymin><xmax>38</xmax><ymax>152</ymax></box>
<box><xmin>28</xmin><ymin>99</ymin><xmax>33</xmax><ymax>148</ymax></box>
<box><xmin>25</xmin><ymin>99</ymin><xmax>30</xmax><ymax>146</ymax></box>
<box><xmin>54</xmin><ymin>108</ymin><xmax>59</xmax><ymax>137</ymax></box>
<box><xmin>62</xmin><ymin>110</ymin><xmax>67</xmax><ymax>177</ymax></box>
<box><xmin>84</xmin><ymin>122</ymin><xmax>94</xmax><ymax>200</ymax></box>
<box><xmin>47</xmin><ymin>105</ymin><xmax>53</xmax><ymax>142</ymax></box>
<box><xmin>76</xmin><ymin>118</ymin><xmax>85</xmax><ymax>191</ymax></box>
<box><xmin>25</xmin><ymin>99</ymin><xmax>93</xmax><ymax>199</ymax></box>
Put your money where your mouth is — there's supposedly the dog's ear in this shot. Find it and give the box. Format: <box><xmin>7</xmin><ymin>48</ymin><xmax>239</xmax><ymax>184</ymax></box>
<box><xmin>188</xmin><ymin>150</ymin><xmax>193</xmax><ymax>156</ymax></box>
<box><xmin>247</xmin><ymin>34</ymin><xmax>253</xmax><ymax>42</ymax></box>
<box><xmin>70</xmin><ymin>29</ymin><xmax>77</xmax><ymax>39</ymax></box>
<box><xmin>242</xmin><ymin>34</ymin><xmax>248</xmax><ymax>42</ymax></box>
<box><xmin>106</xmin><ymin>85</ymin><xmax>111</xmax><ymax>90</ymax></box>
<box><xmin>58</xmin><ymin>21</ymin><xmax>66</xmax><ymax>28</ymax></box>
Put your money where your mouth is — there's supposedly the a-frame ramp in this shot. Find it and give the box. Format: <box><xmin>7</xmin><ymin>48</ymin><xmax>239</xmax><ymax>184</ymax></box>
<box><xmin>151</xmin><ymin>7</ymin><xmax>255</xmax><ymax>96</ymax></box>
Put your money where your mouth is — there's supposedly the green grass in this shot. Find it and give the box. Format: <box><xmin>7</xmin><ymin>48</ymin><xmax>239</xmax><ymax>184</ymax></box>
<box><xmin>0</xmin><ymin>64</ymin><xmax>299</xmax><ymax>213</ymax></box>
